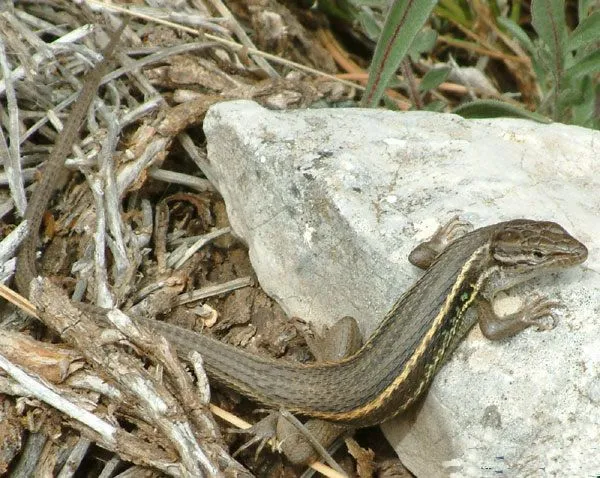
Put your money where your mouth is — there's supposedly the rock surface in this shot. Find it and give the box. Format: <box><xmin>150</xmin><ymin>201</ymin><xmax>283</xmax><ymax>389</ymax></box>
<box><xmin>203</xmin><ymin>100</ymin><xmax>599</xmax><ymax>477</ymax></box>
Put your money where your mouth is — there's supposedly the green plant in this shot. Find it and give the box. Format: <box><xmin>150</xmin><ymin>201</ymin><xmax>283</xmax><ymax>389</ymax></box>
<box><xmin>359</xmin><ymin>0</ymin><xmax>599</xmax><ymax>127</ymax></box>
<box><xmin>360</xmin><ymin>0</ymin><xmax>438</xmax><ymax>107</ymax></box>
<box><xmin>498</xmin><ymin>0</ymin><xmax>600</xmax><ymax>127</ymax></box>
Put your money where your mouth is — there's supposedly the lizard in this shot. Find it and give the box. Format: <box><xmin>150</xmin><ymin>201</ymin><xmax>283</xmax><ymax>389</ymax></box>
<box><xmin>11</xmin><ymin>19</ymin><xmax>589</xmax><ymax>469</ymax></box>
<box><xmin>133</xmin><ymin>217</ymin><xmax>588</xmax><ymax>463</ymax></box>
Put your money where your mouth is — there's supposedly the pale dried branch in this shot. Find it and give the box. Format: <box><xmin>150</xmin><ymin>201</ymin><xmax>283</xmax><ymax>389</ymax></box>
<box><xmin>30</xmin><ymin>278</ymin><xmax>250</xmax><ymax>476</ymax></box>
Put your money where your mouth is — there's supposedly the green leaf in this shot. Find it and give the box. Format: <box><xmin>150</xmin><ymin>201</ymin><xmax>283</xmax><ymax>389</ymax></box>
<box><xmin>509</xmin><ymin>0</ymin><xmax>522</xmax><ymax>23</ymax></box>
<box><xmin>407</xmin><ymin>28</ymin><xmax>437</xmax><ymax>62</ymax></box>
<box><xmin>349</xmin><ymin>0</ymin><xmax>388</xmax><ymax>8</ymax></box>
<box><xmin>568</xmin><ymin>11</ymin><xmax>600</xmax><ymax>51</ymax></box>
<box><xmin>565</xmin><ymin>49</ymin><xmax>600</xmax><ymax>79</ymax></box>
<box><xmin>418</xmin><ymin>66</ymin><xmax>450</xmax><ymax>91</ymax></box>
<box><xmin>571</xmin><ymin>76</ymin><xmax>596</xmax><ymax>127</ymax></box>
<box><xmin>452</xmin><ymin>99</ymin><xmax>551</xmax><ymax>123</ymax></box>
<box><xmin>358</xmin><ymin>8</ymin><xmax>382</xmax><ymax>41</ymax></box>
<box><xmin>423</xmin><ymin>100</ymin><xmax>447</xmax><ymax>111</ymax></box>
<box><xmin>557</xmin><ymin>87</ymin><xmax>584</xmax><ymax>107</ymax></box>
<box><xmin>531</xmin><ymin>0</ymin><xmax>567</xmax><ymax>96</ymax></box>
<box><xmin>316</xmin><ymin>0</ymin><xmax>359</xmax><ymax>24</ymax></box>
<box><xmin>578</xmin><ymin>0</ymin><xmax>596</xmax><ymax>18</ymax></box>
<box><xmin>361</xmin><ymin>0</ymin><xmax>438</xmax><ymax>107</ymax></box>
<box><xmin>488</xmin><ymin>1</ymin><xmax>501</xmax><ymax>19</ymax></box>
<box><xmin>531</xmin><ymin>0</ymin><xmax>567</xmax><ymax>64</ymax></box>
<box><xmin>385</xmin><ymin>75</ymin><xmax>405</xmax><ymax>88</ymax></box>
<box><xmin>434</xmin><ymin>0</ymin><xmax>471</xmax><ymax>27</ymax></box>
<box><xmin>382</xmin><ymin>95</ymin><xmax>401</xmax><ymax>110</ymax></box>
<box><xmin>496</xmin><ymin>16</ymin><xmax>535</xmax><ymax>54</ymax></box>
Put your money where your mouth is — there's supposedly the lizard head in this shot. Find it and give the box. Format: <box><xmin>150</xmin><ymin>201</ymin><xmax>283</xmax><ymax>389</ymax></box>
<box><xmin>490</xmin><ymin>219</ymin><xmax>588</xmax><ymax>272</ymax></box>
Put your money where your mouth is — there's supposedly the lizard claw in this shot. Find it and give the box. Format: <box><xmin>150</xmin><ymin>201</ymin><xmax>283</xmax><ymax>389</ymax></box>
<box><xmin>520</xmin><ymin>296</ymin><xmax>562</xmax><ymax>331</ymax></box>
<box><xmin>228</xmin><ymin>412</ymin><xmax>279</xmax><ymax>461</ymax></box>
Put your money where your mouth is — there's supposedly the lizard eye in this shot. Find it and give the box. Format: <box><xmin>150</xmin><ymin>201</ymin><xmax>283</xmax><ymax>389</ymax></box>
<box><xmin>533</xmin><ymin>250</ymin><xmax>544</xmax><ymax>259</ymax></box>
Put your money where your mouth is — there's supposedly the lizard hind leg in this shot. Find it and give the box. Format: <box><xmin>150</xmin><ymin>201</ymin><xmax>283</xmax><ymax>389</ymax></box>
<box><xmin>408</xmin><ymin>216</ymin><xmax>474</xmax><ymax>270</ymax></box>
<box><xmin>230</xmin><ymin>316</ymin><xmax>362</xmax><ymax>465</ymax></box>
<box><xmin>230</xmin><ymin>411</ymin><xmax>279</xmax><ymax>461</ymax></box>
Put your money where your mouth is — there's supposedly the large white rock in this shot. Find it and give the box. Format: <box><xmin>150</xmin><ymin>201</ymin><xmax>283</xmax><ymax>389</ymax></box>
<box><xmin>203</xmin><ymin>100</ymin><xmax>599</xmax><ymax>477</ymax></box>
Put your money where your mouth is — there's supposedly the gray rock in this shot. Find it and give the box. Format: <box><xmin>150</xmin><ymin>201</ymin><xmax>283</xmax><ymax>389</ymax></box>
<box><xmin>203</xmin><ymin>100</ymin><xmax>599</xmax><ymax>477</ymax></box>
